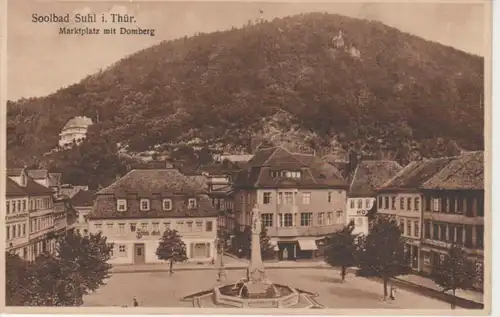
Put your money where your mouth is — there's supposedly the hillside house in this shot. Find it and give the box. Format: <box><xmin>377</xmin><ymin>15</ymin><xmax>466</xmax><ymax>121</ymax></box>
<box><xmin>58</xmin><ymin>116</ymin><xmax>93</xmax><ymax>148</ymax></box>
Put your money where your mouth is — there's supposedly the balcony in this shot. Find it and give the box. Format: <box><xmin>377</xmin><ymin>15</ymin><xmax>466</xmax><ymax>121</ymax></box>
<box><xmin>266</xmin><ymin>224</ymin><xmax>343</xmax><ymax>237</ymax></box>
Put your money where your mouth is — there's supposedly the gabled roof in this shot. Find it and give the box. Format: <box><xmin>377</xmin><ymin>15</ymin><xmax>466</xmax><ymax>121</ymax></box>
<box><xmin>6</xmin><ymin>178</ymin><xmax>28</xmax><ymax>197</ymax></box>
<box><xmin>71</xmin><ymin>190</ymin><xmax>97</xmax><ymax>207</ymax></box>
<box><xmin>26</xmin><ymin>169</ymin><xmax>48</xmax><ymax>180</ymax></box>
<box><xmin>378</xmin><ymin>157</ymin><xmax>455</xmax><ymax>192</ymax></box>
<box><xmin>97</xmin><ymin>168</ymin><xmax>206</xmax><ymax>196</ymax></box>
<box><xmin>23</xmin><ymin>177</ymin><xmax>54</xmax><ymax>196</ymax></box>
<box><xmin>188</xmin><ymin>175</ymin><xmax>208</xmax><ymax>191</ymax></box>
<box><xmin>349</xmin><ymin>160</ymin><xmax>403</xmax><ymax>197</ymax></box>
<box><xmin>62</xmin><ymin>116</ymin><xmax>93</xmax><ymax>130</ymax></box>
<box><xmin>420</xmin><ymin>151</ymin><xmax>484</xmax><ymax>190</ymax></box>
<box><xmin>234</xmin><ymin>147</ymin><xmax>347</xmax><ymax>189</ymax></box>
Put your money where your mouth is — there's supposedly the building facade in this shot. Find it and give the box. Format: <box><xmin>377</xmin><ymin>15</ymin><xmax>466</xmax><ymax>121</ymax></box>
<box><xmin>5</xmin><ymin>178</ymin><xmax>30</xmax><ymax>259</ymax></box>
<box><xmin>58</xmin><ymin>116</ymin><xmax>93</xmax><ymax>148</ymax></box>
<box><xmin>347</xmin><ymin>160</ymin><xmax>402</xmax><ymax>236</ymax></box>
<box><xmin>88</xmin><ymin>168</ymin><xmax>219</xmax><ymax>265</ymax></box>
<box><xmin>71</xmin><ymin>189</ymin><xmax>96</xmax><ymax>235</ymax></box>
<box><xmin>7</xmin><ymin>168</ymin><xmax>56</xmax><ymax>261</ymax></box>
<box><xmin>233</xmin><ymin>147</ymin><xmax>348</xmax><ymax>261</ymax></box>
<box><xmin>419</xmin><ymin>151</ymin><xmax>484</xmax><ymax>290</ymax></box>
<box><xmin>376</xmin><ymin>157</ymin><xmax>454</xmax><ymax>271</ymax></box>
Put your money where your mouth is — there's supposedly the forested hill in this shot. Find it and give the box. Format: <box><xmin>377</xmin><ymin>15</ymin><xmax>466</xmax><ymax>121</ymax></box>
<box><xmin>7</xmin><ymin>12</ymin><xmax>484</xmax><ymax>169</ymax></box>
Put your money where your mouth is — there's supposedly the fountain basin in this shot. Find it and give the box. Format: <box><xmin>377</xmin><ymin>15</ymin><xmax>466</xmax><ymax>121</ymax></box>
<box><xmin>214</xmin><ymin>282</ymin><xmax>299</xmax><ymax>308</ymax></box>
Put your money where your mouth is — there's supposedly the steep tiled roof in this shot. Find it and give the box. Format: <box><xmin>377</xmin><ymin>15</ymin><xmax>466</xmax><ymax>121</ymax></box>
<box><xmin>6</xmin><ymin>178</ymin><xmax>27</xmax><ymax>197</ymax></box>
<box><xmin>349</xmin><ymin>160</ymin><xmax>403</xmax><ymax>197</ymax></box>
<box><xmin>26</xmin><ymin>169</ymin><xmax>49</xmax><ymax>180</ymax></box>
<box><xmin>188</xmin><ymin>175</ymin><xmax>208</xmax><ymax>191</ymax></box>
<box><xmin>378</xmin><ymin>157</ymin><xmax>455</xmax><ymax>192</ymax></box>
<box><xmin>97</xmin><ymin>169</ymin><xmax>206</xmax><ymax>196</ymax></box>
<box><xmin>23</xmin><ymin>177</ymin><xmax>54</xmax><ymax>196</ymax></box>
<box><xmin>420</xmin><ymin>151</ymin><xmax>484</xmax><ymax>190</ymax></box>
<box><xmin>7</xmin><ymin>168</ymin><xmax>24</xmax><ymax>177</ymax></box>
<box><xmin>234</xmin><ymin>147</ymin><xmax>347</xmax><ymax>189</ymax></box>
<box><xmin>71</xmin><ymin>190</ymin><xmax>97</xmax><ymax>207</ymax></box>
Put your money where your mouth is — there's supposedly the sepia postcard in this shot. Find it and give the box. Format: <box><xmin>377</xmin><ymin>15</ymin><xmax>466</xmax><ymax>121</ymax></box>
<box><xmin>1</xmin><ymin>0</ymin><xmax>492</xmax><ymax>315</ymax></box>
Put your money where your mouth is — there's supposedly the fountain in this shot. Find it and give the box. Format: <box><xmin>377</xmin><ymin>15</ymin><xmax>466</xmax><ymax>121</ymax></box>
<box><xmin>182</xmin><ymin>205</ymin><xmax>324</xmax><ymax>309</ymax></box>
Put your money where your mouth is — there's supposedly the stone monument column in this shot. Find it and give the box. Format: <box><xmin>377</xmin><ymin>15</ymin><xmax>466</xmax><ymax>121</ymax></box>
<box><xmin>248</xmin><ymin>205</ymin><xmax>267</xmax><ymax>283</ymax></box>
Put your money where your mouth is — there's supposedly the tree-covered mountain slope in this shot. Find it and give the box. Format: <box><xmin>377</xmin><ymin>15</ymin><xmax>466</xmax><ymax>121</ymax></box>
<box><xmin>7</xmin><ymin>12</ymin><xmax>484</xmax><ymax>168</ymax></box>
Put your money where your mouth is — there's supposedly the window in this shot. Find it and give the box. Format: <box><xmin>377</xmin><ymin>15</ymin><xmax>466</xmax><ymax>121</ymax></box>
<box><xmin>378</xmin><ymin>196</ymin><xmax>383</xmax><ymax>208</ymax></box>
<box><xmin>16</xmin><ymin>201</ymin><xmax>20</xmax><ymax>212</ymax></box>
<box><xmin>195</xmin><ymin>221</ymin><xmax>203</xmax><ymax>232</ymax></box>
<box><xmin>22</xmin><ymin>224</ymin><xmax>26</xmax><ymax>236</ymax></box>
<box><xmin>141</xmin><ymin>223</ymin><xmax>148</xmax><ymax>231</ymax></box>
<box><xmin>117</xmin><ymin>199</ymin><xmax>127</xmax><ymax>211</ymax></box>
<box><xmin>432</xmin><ymin>223</ymin><xmax>439</xmax><ymax>240</ymax></box>
<box><xmin>477</xmin><ymin>196</ymin><xmax>484</xmax><ymax>217</ymax></box>
<box><xmin>476</xmin><ymin>225</ymin><xmax>484</xmax><ymax>249</ymax></box>
<box><xmin>350</xmin><ymin>200</ymin><xmax>355</xmax><ymax>208</ymax></box>
<box><xmin>12</xmin><ymin>201</ymin><xmax>17</xmax><ymax>213</ymax></box>
<box><xmin>365</xmin><ymin>199</ymin><xmax>371</xmax><ymax>209</ymax></box>
<box><xmin>277</xmin><ymin>192</ymin><xmax>283</xmax><ymax>204</ymax></box>
<box><xmin>188</xmin><ymin>198</ymin><xmax>197</xmax><ymax>209</ymax></box>
<box><xmin>384</xmin><ymin>196</ymin><xmax>389</xmax><ymax>209</ymax></box>
<box><xmin>414</xmin><ymin>198</ymin><xmax>420</xmax><ymax>211</ymax></box>
<box><xmin>327</xmin><ymin>212</ymin><xmax>333</xmax><ymax>225</ymax></box>
<box><xmin>152</xmin><ymin>223</ymin><xmax>159</xmax><ymax>231</ymax></box>
<box><xmin>263</xmin><ymin>192</ymin><xmax>271</xmax><ymax>204</ymax></box>
<box><xmin>164</xmin><ymin>222</ymin><xmax>171</xmax><ymax>231</ymax></box>
<box><xmin>119</xmin><ymin>245</ymin><xmax>126</xmax><ymax>254</ymax></box>
<box><xmin>140</xmin><ymin>199</ymin><xmax>150</xmax><ymax>211</ymax></box>
<box><xmin>281</xmin><ymin>214</ymin><xmax>293</xmax><ymax>227</ymax></box>
<box><xmin>414</xmin><ymin>221</ymin><xmax>420</xmax><ymax>238</ymax></box>
<box><xmin>357</xmin><ymin>199</ymin><xmax>363</xmax><ymax>209</ymax></box>
<box><xmin>336</xmin><ymin>211</ymin><xmax>343</xmax><ymax>224</ymax></box>
<box><xmin>399</xmin><ymin>219</ymin><xmax>404</xmax><ymax>234</ymax></box>
<box><xmin>391</xmin><ymin>197</ymin><xmax>396</xmax><ymax>210</ymax></box>
<box><xmin>425</xmin><ymin>221</ymin><xmax>431</xmax><ymax>239</ymax></box>
<box><xmin>162</xmin><ymin>199</ymin><xmax>172</xmax><ymax>211</ymax></box>
<box><xmin>406</xmin><ymin>220</ymin><xmax>412</xmax><ymax>237</ymax></box>
<box><xmin>206</xmin><ymin>221</ymin><xmax>213</xmax><ymax>232</ymax></box>
<box><xmin>400</xmin><ymin>197</ymin><xmax>404</xmax><ymax>209</ymax></box>
<box><xmin>261</xmin><ymin>213</ymin><xmax>273</xmax><ymax>227</ymax></box>
<box><xmin>465</xmin><ymin>225</ymin><xmax>473</xmax><ymax>247</ymax></box>
<box><xmin>95</xmin><ymin>224</ymin><xmax>102</xmax><ymax>231</ymax></box>
<box><xmin>432</xmin><ymin>198</ymin><xmax>440</xmax><ymax>212</ymax></box>
<box><xmin>6</xmin><ymin>201</ymin><xmax>10</xmax><ymax>214</ymax></box>
<box><xmin>22</xmin><ymin>200</ymin><xmax>26</xmax><ymax>211</ymax></box>
<box><xmin>284</xmin><ymin>192</ymin><xmax>293</xmax><ymax>204</ymax></box>
<box><xmin>328</xmin><ymin>192</ymin><xmax>332</xmax><ymax>203</ymax></box>
<box><xmin>187</xmin><ymin>221</ymin><xmax>193</xmax><ymax>231</ymax></box>
<box><xmin>318</xmin><ymin>212</ymin><xmax>325</xmax><ymax>225</ymax></box>
<box><xmin>302</xmin><ymin>192</ymin><xmax>311</xmax><ymax>205</ymax></box>
<box><xmin>130</xmin><ymin>223</ymin><xmax>136</xmax><ymax>232</ymax></box>
<box><xmin>6</xmin><ymin>226</ymin><xmax>10</xmax><ymax>240</ymax></box>
<box><xmin>455</xmin><ymin>225</ymin><xmax>463</xmax><ymax>244</ymax></box>
<box><xmin>12</xmin><ymin>226</ymin><xmax>16</xmax><ymax>238</ymax></box>
<box><xmin>407</xmin><ymin>198</ymin><xmax>412</xmax><ymax>210</ymax></box>
<box><xmin>107</xmin><ymin>223</ymin><xmax>114</xmax><ymax>229</ymax></box>
<box><xmin>300</xmin><ymin>213</ymin><xmax>312</xmax><ymax>226</ymax></box>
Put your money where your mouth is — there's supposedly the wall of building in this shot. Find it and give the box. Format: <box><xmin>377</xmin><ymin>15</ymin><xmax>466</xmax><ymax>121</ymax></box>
<box><xmin>5</xmin><ymin>196</ymin><xmax>30</xmax><ymax>259</ymax></box>
<box><xmin>88</xmin><ymin>216</ymin><xmax>218</xmax><ymax>265</ymax></box>
<box><xmin>346</xmin><ymin>197</ymin><xmax>373</xmax><ymax>236</ymax></box>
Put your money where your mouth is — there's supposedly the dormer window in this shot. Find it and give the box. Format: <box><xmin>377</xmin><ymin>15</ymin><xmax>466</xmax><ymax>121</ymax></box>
<box><xmin>163</xmin><ymin>199</ymin><xmax>172</xmax><ymax>211</ymax></box>
<box><xmin>188</xmin><ymin>198</ymin><xmax>197</xmax><ymax>209</ymax></box>
<box><xmin>140</xmin><ymin>199</ymin><xmax>150</xmax><ymax>211</ymax></box>
<box><xmin>117</xmin><ymin>199</ymin><xmax>127</xmax><ymax>211</ymax></box>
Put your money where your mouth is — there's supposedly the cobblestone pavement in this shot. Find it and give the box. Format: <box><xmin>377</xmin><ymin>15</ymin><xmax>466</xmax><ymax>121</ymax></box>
<box><xmin>83</xmin><ymin>268</ymin><xmax>457</xmax><ymax>310</ymax></box>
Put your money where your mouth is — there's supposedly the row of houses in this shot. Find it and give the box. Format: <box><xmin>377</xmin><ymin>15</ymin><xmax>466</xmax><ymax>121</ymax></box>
<box><xmin>5</xmin><ymin>168</ymin><xmax>95</xmax><ymax>261</ymax></box>
<box><xmin>15</xmin><ymin>146</ymin><xmax>482</xmax><ymax>284</ymax></box>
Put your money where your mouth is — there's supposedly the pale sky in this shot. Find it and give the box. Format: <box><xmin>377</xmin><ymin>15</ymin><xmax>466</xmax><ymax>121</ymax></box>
<box><xmin>7</xmin><ymin>1</ymin><xmax>488</xmax><ymax>101</ymax></box>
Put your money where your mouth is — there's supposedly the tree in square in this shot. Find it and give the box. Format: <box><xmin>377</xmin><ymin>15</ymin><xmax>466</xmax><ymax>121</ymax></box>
<box><xmin>356</xmin><ymin>216</ymin><xmax>410</xmax><ymax>300</ymax></box>
<box><xmin>156</xmin><ymin>229</ymin><xmax>188</xmax><ymax>274</ymax></box>
<box><xmin>324</xmin><ymin>220</ymin><xmax>358</xmax><ymax>282</ymax></box>
<box><xmin>430</xmin><ymin>243</ymin><xmax>476</xmax><ymax>309</ymax></box>
<box><xmin>259</xmin><ymin>223</ymin><xmax>276</xmax><ymax>260</ymax></box>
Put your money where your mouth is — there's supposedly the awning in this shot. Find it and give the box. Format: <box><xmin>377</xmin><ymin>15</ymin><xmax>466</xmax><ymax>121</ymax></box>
<box><xmin>298</xmin><ymin>239</ymin><xmax>318</xmax><ymax>251</ymax></box>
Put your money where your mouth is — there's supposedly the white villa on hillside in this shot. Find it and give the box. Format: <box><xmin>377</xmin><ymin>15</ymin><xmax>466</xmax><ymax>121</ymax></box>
<box><xmin>59</xmin><ymin>116</ymin><xmax>93</xmax><ymax>148</ymax></box>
